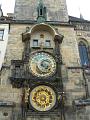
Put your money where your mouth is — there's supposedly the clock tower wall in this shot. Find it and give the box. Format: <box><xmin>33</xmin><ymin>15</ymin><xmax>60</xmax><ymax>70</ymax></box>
<box><xmin>0</xmin><ymin>23</ymin><xmax>86</xmax><ymax>120</ymax></box>
<box><xmin>2</xmin><ymin>23</ymin><xmax>85</xmax><ymax>106</ymax></box>
<box><xmin>58</xmin><ymin>26</ymin><xmax>85</xmax><ymax>104</ymax></box>
<box><xmin>14</xmin><ymin>0</ymin><xmax>69</xmax><ymax>22</ymax></box>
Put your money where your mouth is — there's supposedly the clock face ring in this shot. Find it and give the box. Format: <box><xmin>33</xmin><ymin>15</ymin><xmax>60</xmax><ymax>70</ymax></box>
<box><xmin>29</xmin><ymin>52</ymin><xmax>56</xmax><ymax>77</ymax></box>
<box><xmin>30</xmin><ymin>85</ymin><xmax>56</xmax><ymax>111</ymax></box>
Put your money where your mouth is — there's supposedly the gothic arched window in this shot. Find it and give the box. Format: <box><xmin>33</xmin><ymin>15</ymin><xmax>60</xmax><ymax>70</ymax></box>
<box><xmin>79</xmin><ymin>41</ymin><xmax>89</xmax><ymax>66</ymax></box>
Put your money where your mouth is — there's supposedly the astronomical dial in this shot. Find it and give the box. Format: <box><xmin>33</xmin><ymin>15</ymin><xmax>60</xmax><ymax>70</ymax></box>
<box><xmin>30</xmin><ymin>85</ymin><xmax>56</xmax><ymax>111</ymax></box>
<box><xmin>29</xmin><ymin>52</ymin><xmax>56</xmax><ymax>78</ymax></box>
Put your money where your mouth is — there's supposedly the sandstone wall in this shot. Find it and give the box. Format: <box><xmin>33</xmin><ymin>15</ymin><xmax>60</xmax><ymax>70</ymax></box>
<box><xmin>14</xmin><ymin>0</ymin><xmax>69</xmax><ymax>22</ymax></box>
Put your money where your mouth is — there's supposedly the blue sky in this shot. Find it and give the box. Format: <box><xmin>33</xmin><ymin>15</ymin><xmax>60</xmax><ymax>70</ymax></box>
<box><xmin>0</xmin><ymin>0</ymin><xmax>90</xmax><ymax>20</ymax></box>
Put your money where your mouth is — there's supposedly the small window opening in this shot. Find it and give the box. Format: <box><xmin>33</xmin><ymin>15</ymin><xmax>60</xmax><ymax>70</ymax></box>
<box><xmin>0</xmin><ymin>29</ymin><xmax>4</xmax><ymax>40</ymax></box>
<box><xmin>33</xmin><ymin>39</ymin><xmax>38</xmax><ymax>47</ymax></box>
<box><xmin>40</xmin><ymin>8</ymin><xmax>43</xmax><ymax>16</ymax></box>
<box><xmin>45</xmin><ymin>40</ymin><xmax>51</xmax><ymax>47</ymax></box>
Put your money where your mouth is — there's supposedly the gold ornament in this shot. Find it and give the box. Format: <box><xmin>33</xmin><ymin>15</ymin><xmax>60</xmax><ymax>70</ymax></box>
<box><xmin>25</xmin><ymin>87</ymin><xmax>30</xmax><ymax>103</ymax></box>
<box><xmin>30</xmin><ymin>85</ymin><xmax>56</xmax><ymax>111</ymax></box>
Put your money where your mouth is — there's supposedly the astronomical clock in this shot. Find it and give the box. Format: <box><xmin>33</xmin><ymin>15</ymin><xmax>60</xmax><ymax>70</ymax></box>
<box><xmin>10</xmin><ymin>23</ymin><xmax>64</xmax><ymax>117</ymax></box>
<box><xmin>29</xmin><ymin>51</ymin><xmax>56</xmax><ymax>78</ymax></box>
<box><xmin>28</xmin><ymin>51</ymin><xmax>57</xmax><ymax>112</ymax></box>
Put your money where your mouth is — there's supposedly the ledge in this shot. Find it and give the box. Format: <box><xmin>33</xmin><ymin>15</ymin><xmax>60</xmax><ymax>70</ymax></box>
<box><xmin>0</xmin><ymin>19</ymin><xmax>74</xmax><ymax>27</ymax></box>
<box><xmin>73</xmin><ymin>98</ymin><xmax>90</xmax><ymax>106</ymax></box>
<box><xmin>0</xmin><ymin>101</ymin><xmax>15</xmax><ymax>107</ymax></box>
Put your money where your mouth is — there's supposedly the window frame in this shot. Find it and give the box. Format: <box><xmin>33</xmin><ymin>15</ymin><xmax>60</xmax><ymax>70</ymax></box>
<box><xmin>0</xmin><ymin>29</ymin><xmax>4</xmax><ymax>40</ymax></box>
<box><xmin>33</xmin><ymin>39</ymin><xmax>38</xmax><ymax>47</ymax></box>
<box><xmin>78</xmin><ymin>41</ymin><xmax>89</xmax><ymax>66</ymax></box>
<box><xmin>45</xmin><ymin>40</ymin><xmax>51</xmax><ymax>47</ymax></box>
<box><xmin>40</xmin><ymin>8</ymin><xmax>43</xmax><ymax>16</ymax></box>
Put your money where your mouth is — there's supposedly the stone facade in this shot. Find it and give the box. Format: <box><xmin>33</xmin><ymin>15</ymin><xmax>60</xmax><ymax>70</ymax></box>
<box><xmin>0</xmin><ymin>22</ymin><xmax>89</xmax><ymax>120</ymax></box>
<box><xmin>14</xmin><ymin>0</ymin><xmax>69</xmax><ymax>22</ymax></box>
<box><xmin>0</xmin><ymin>0</ymin><xmax>90</xmax><ymax>120</ymax></box>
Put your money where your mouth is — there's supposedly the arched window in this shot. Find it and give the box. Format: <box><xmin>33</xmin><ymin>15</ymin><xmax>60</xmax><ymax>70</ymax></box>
<box><xmin>78</xmin><ymin>41</ymin><xmax>89</xmax><ymax>66</ymax></box>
